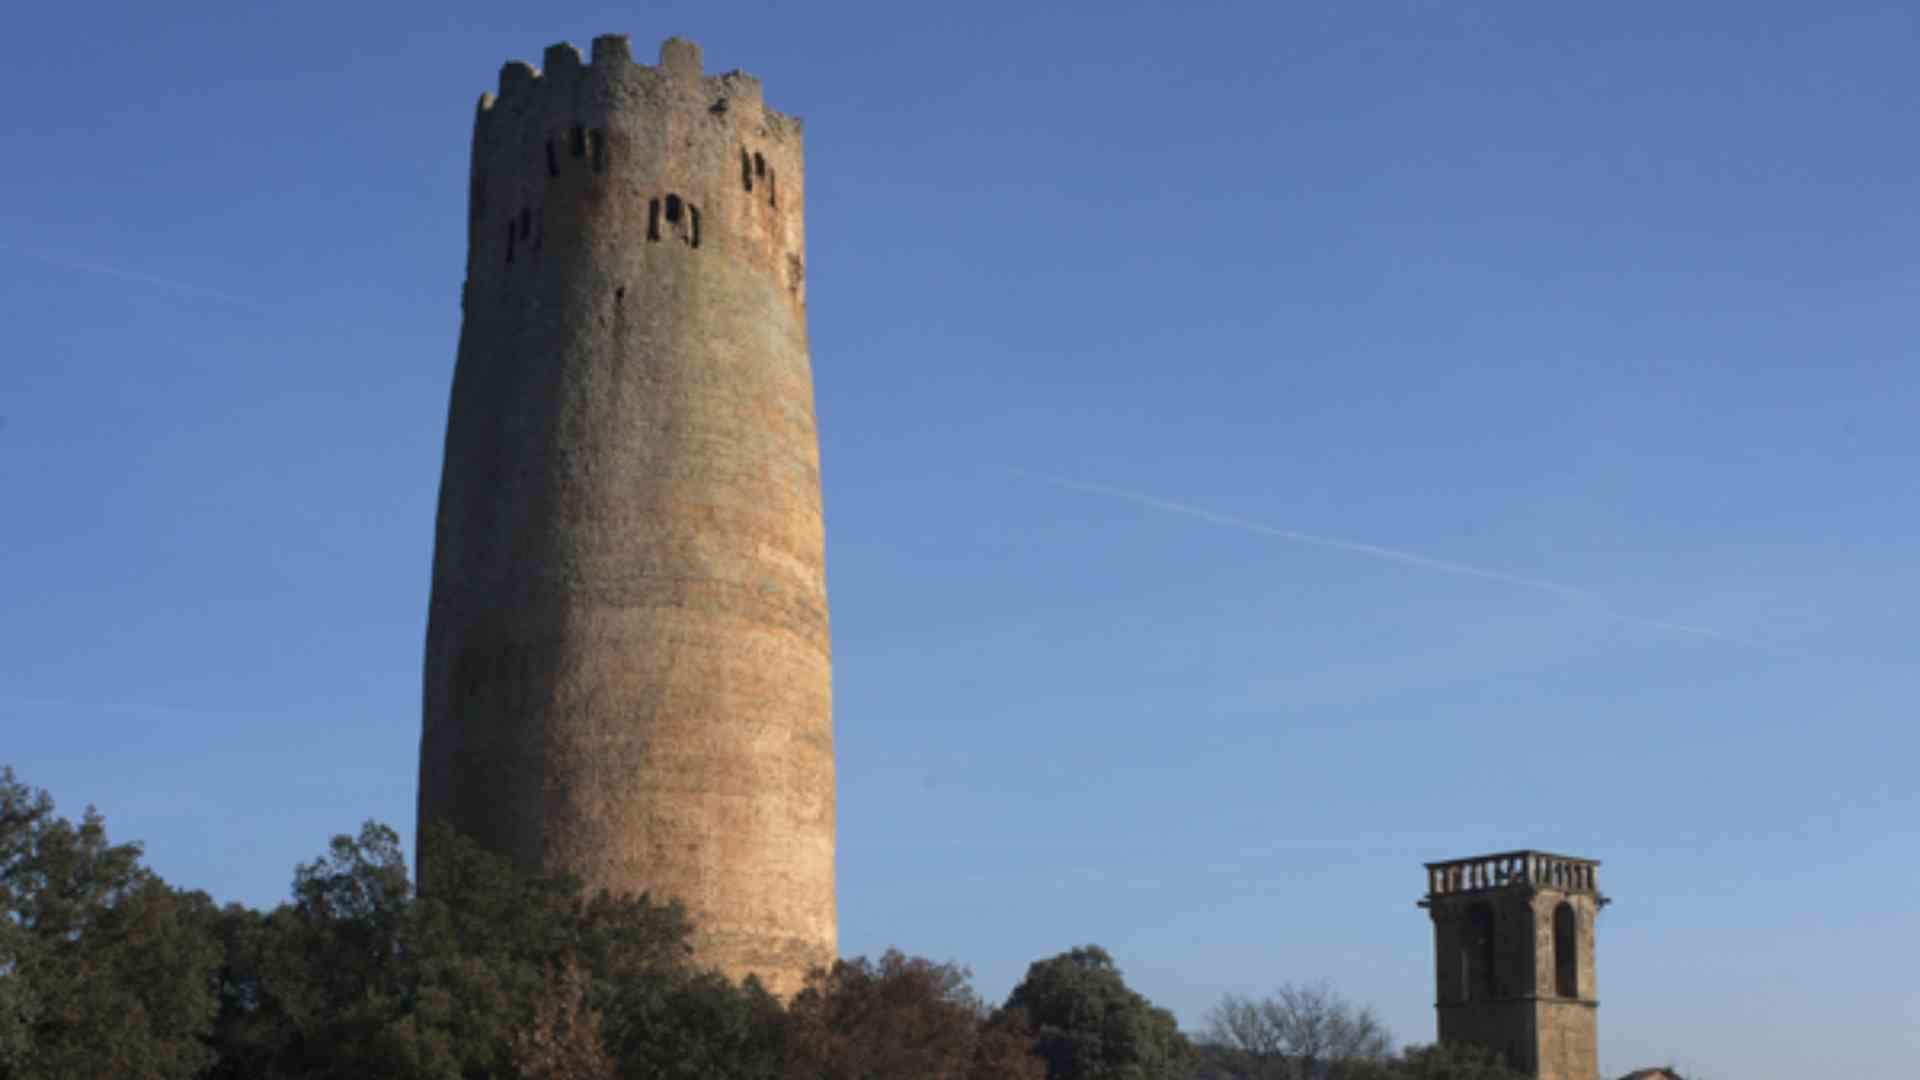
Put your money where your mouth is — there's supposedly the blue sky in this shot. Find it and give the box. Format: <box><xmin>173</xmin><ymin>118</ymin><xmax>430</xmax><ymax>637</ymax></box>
<box><xmin>4</xmin><ymin>2</ymin><xmax>1917</xmax><ymax>1076</ymax></box>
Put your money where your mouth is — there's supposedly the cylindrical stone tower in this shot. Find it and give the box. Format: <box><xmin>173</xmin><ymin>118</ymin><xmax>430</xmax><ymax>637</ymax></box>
<box><xmin>419</xmin><ymin>34</ymin><xmax>832</xmax><ymax>994</ymax></box>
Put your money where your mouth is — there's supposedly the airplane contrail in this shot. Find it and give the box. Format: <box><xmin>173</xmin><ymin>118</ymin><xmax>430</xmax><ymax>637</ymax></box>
<box><xmin>1009</xmin><ymin>468</ymin><xmax>1799</xmax><ymax>656</ymax></box>
<box><xmin>0</xmin><ymin>696</ymin><xmax>259</xmax><ymax>720</ymax></box>
<box><xmin>1</xmin><ymin>243</ymin><xmax>268</xmax><ymax>312</ymax></box>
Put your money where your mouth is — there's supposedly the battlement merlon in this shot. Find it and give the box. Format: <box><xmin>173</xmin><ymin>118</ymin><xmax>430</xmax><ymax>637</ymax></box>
<box><xmin>1419</xmin><ymin>850</ymin><xmax>1610</xmax><ymax>903</ymax></box>
<box><xmin>473</xmin><ymin>35</ymin><xmax>801</xmax><ymax>139</ymax></box>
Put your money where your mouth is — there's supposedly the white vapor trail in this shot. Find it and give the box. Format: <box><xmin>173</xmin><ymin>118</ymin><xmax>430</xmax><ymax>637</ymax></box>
<box><xmin>1010</xmin><ymin>469</ymin><xmax>1796</xmax><ymax>656</ymax></box>
<box><xmin>0</xmin><ymin>696</ymin><xmax>253</xmax><ymax>719</ymax></box>
<box><xmin>1</xmin><ymin>243</ymin><xmax>268</xmax><ymax>312</ymax></box>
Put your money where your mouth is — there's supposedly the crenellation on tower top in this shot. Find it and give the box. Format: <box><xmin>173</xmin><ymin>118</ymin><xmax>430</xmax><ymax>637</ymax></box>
<box><xmin>715</xmin><ymin>70</ymin><xmax>765</xmax><ymax>117</ymax></box>
<box><xmin>543</xmin><ymin>42</ymin><xmax>584</xmax><ymax>74</ymax></box>
<box><xmin>476</xmin><ymin>35</ymin><xmax>798</xmax><ymax>135</ymax></box>
<box><xmin>591</xmin><ymin>33</ymin><xmax>632</xmax><ymax>66</ymax></box>
<box><xmin>658</xmin><ymin>36</ymin><xmax>702</xmax><ymax>81</ymax></box>
<box><xmin>497</xmin><ymin>60</ymin><xmax>538</xmax><ymax>97</ymax></box>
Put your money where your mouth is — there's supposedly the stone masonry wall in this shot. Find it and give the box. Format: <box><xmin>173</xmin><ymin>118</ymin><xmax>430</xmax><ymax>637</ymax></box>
<box><xmin>419</xmin><ymin>34</ymin><xmax>833</xmax><ymax>996</ymax></box>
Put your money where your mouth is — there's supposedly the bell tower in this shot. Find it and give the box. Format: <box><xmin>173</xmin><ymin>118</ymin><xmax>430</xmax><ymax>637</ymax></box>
<box><xmin>1419</xmin><ymin>852</ymin><xmax>1608</xmax><ymax>1080</ymax></box>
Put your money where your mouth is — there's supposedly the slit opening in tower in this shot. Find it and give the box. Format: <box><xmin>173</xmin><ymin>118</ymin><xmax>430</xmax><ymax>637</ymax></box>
<box><xmin>571</xmin><ymin>126</ymin><xmax>586</xmax><ymax>158</ymax></box>
<box><xmin>545</xmin><ymin>138</ymin><xmax>558</xmax><ymax>178</ymax></box>
<box><xmin>768</xmin><ymin>169</ymin><xmax>776</xmax><ymax>208</ymax></box>
<box><xmin>753</xmin><ymin>151</ymin><xmax>765</xmax><ymax>178</ymax></box>
<box><xmin>647</xmin><ymin>198</ymin><xmax>661</xmax><ymax>241</ymax></box>
<box><xmin>689</xmin><ymin>205</ymin><xmax>700</xmax><ymax>248</ymax></box>
<box><xmin>741</xmin><ymin>148</ymin><xmax>753</xmax><ymax>191</ymax></box>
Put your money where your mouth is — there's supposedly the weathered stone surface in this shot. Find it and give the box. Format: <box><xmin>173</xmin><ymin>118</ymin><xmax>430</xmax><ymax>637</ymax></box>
<box><xmin>1421</xmin><ymin>852</ymin><xmax>1607</xmax><ymax>1080</ymax></box>
<box><xmin>419</xmin><ymin>34</ymin><xmax>833</xmax><ymax>996</ymax></box>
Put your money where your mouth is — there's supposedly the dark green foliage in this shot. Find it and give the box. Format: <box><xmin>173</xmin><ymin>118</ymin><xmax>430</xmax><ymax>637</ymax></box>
<box><xmin>784</xmin><ymin>950</ymin><xmax>1044</xmax><ymax>1080</ymax></box>
<box><xmin>0</xmin><ymin>767</ymin><xmax>222</xmax><ymax>1080</ymax></box>
<box><xmin>209</xmin><ymin>820</ymin><xmax>711</xmax><ymax>1079</ymax></box>
<box><xmin>601</xmin><ymin>968</ymin><xmax>785</xmax><ymax>1080</ymax></box>
<box><xmin>0</xmin><ymin>768</ymin><xmax>787</xmax><ymax>1080</ymax></box>
<box><xmin>509</xmin><ymin>957</ymin><xmax>617</xmax><ymax>1080</ymax></box>
<box><xmin>1185</xmin><ymin>1043</ymin><xmax>1260</xmax><ymax>1080</ymax></box>
<box><xmin>409</xmin><ymin>822</ymin><xmax>697</xmax><ymax>1078</ymax></box>
<box><xmin>972</xmin><ymin>1009</ymin><xmax>1051</xmax><ymax>1080</ymax></box>
<box><xmin>0</xmin><ymin>767</ymin><xmax>1543</xmax><ymax>1080</ymax></box>
<box><xmin>209</xmin><ymin>822</ymin><xmax>443</xmax><ymax>1079</ymax></box>
<box><xmin>0</xmin><ymin>925</ymin><xmax>29</xmax><ymax>1075</ymax></box>
<box><xmin>1338</xmin><ymin>1042</ymin><xmax>1529</xmax><ymax>1080</ymax></box>
<box><xmin>1002</xmin><ymin>945</ymin><xmax>1189</xmax><ymax>1080</ymax></box>
<box><xmin>1192</xmin><ymin>1046</ymin><xmax>1401</xmax><ymax>1080</ymax></box>
<box><xmin>1396</xmin><ymin>1042</ymin><xmax>1530</xmax><ymax>1080</ymax></box>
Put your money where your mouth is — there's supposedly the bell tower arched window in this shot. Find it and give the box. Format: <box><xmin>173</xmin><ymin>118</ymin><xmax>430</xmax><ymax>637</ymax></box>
<box><xmin>1553</xmin><ymin>901</ymin><xmax>1579</xmax><ymax>998</ymax></box>
<box><xmin>1463</xmin><ymin>902</ymin><xmax>1496</xmax><ymax>1001</ymax></box>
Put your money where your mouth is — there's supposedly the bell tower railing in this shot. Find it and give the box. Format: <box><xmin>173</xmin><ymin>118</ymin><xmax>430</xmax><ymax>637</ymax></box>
<box><xmin>1423</xmin><ymin>850</ymin><xmax>1601</xmax><ymax>899</ymax></box>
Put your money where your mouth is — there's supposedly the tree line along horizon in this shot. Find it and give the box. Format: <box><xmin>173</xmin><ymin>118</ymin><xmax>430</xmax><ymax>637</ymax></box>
<box><xmin>1</xmin><ymin>765</ymin><xmax>1617</xmax><ymax>1080</ymax></box>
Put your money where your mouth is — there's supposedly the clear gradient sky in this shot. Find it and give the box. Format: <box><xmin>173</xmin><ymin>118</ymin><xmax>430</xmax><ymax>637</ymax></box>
<box><xmin>4</xmin><ymin>3</ymin><xmax>1917</xmax><ymax>1077</ymax></box>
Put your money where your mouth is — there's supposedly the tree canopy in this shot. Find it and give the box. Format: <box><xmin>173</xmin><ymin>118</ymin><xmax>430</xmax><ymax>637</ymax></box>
<box><xmin>1</xmin><ymin>766</ymin><xmax>1060</xmax><ymax>1079</ymax></box>
<box><xmin>209</xmin><ymin>819</ymin><xmax>749</xmax><ymax>1080</ymax></box>
<box><xmin>0</xmin><ymin>766</ymin><xmax>1575</xmax><ymax>1080</ymax></box>
<box><xmin>0</xmin><ymin>767</ymin><xmax>221</xmax><ymax>1080</ymax></box>
<box><xmin>1196</xmin><ymin>980</ymin><xmax>1393</xmax><ymax>1079</ymax></box>
<box><xmin>1339</xmin><ymin>1042</ymin><xmax>1531</xmax><ymax>1080</ymax></box>
<box><xmin>1002</xmin><ymin>944</ymin><xmax>1190</xmax><ymax>1080</ymax></box>
<box><xmin>785</xmin><ymin>949</ymin><xmax>1043</xmax><ymax>1080</ymax></box>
